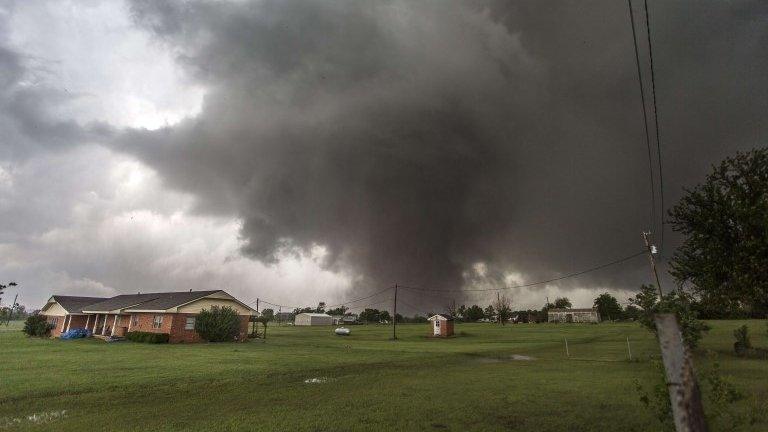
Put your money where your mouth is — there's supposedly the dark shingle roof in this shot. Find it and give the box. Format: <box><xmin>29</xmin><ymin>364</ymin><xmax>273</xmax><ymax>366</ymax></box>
<box><xmin>82</xmin><ymin>290</ymin><xmax>220</xmax><ymax>312</ymax></box>
<box><xmin>52</xmin><ymin>296</ymin><xmax>108</xmax><ymax>313</ymax></box>
<box><xmin>548</xmin><ymin>308</ymin><xmax>597</xmax><ymax>313</ymax></box>
<box><xmin>124</xmin><ymin>290</ymin><xmax>222</xmax><ymax>311</ymax></box>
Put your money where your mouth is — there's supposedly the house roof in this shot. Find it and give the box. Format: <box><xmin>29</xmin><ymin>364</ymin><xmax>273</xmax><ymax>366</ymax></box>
<box><xmin>82</xmin><ymin>290</ymin><xmax>221</xmax><ymax>313</ymax></box>
<box><xmin>50</xmin><ymin>296</ymin><xmax>108</xmax><ymax>314</ymax></box>
<box><xmin>297</xmin><ymin>313</ymin><xmax>332</xmax><ymax>317</ymax></box>
<box><xmin>427</xmin><ymin>314</ymin><xmax>454</xmax><ymax>321</ymax></box>
<box><xmin>548</xmin><ymin>308</ymin><xmax>597</xmax><ymax>313</ymax></box>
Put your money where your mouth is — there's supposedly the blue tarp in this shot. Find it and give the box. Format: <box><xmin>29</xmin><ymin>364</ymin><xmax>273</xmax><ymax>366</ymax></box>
<box><xmin>60</xmin><ymin>328</ymin><xmax>92</xmax><ymax>340</ymax></box>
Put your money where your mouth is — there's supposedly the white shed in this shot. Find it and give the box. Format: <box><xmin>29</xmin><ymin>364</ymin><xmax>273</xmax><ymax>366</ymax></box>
<box><xmin>294</xmin><ymin>313</ymin><xmax>334</xmax><ymax>326</ymax></box>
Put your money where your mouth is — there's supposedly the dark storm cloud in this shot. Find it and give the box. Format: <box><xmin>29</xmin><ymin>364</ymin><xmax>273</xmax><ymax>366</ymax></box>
<box><xmin>119</xmin><ymin>0</ymin><xmax>768</xmax><ymax>295</ymax></box>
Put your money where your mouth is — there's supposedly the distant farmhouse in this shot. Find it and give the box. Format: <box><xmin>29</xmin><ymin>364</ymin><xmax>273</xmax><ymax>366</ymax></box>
<box><xmin>40</xmin><ymin>290</ymin><xmax>255</xmax><ymax>343</ymax></box>
<box><xmin>547</xmin><ymin>308</ymin><xmax>600</xmax><ymax>323</ymax></box>
<box><xmin>274</xmin><ymin>311</ymin><xmax>293</xmax><ymax>322</ymax></box>
<box><xmin>294</xmin><ymin>312</ymin><xmax>334</xmax><ymax>326</ymax></box>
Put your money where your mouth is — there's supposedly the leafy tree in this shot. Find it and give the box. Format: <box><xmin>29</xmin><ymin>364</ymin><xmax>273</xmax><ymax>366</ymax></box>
<box><xmin>623</xmin><ymin>304</ymin><xmax>641</xmax><ymax>321</ymax></box>
<box><xmin>457</xmin><ymin>304</ymin><xmax>467</xmax><ymax>320</ymax></box>
<box><xmin>293</xmin><ymin>307</ymin><xmax>314</xmax><ymax>314</ymax></box>
<box><xmin>629</xmin><ymin>285</ymin><xmax>710</xmax><ymax>349</ymax></box>
<box><xmin>315</xmin><ymin>302</ymin><xmax>326</xmax><ymax>313</ymax></box>
<box><xmin>195</xmin><ymin>306</ymin><xmax>241</xmax><ymax>342</ymax></box>
<box><xmin>326</xmin><ymin>306</ymin><xmax>348</xmax><ymax>316</ymax></box>
<box><xmin>593</xmin><ymin>293</ymin><xmax>623</xmax><ymax>321</ymax></box>
<box><xmin>668</xmin><ymin>148</ymin><xmax>768</xmax><ymax>316</ymax></box>
<box><xmin>483</xmin><ymin>305</ymin><xmax>495</xmax><ymax>320</ymax></box>
<box><xmin>394</xmin><ymin>313</ymin><xmax>404</xmax><ymax>323</ymax></box>
<box><xmin>260</xmin><ymin>308</ymin><xmax>274</xmax><ymax>320</ymax></box>
<box><xmin>22</xmin><ymin>314</ymin><xmax>52</xmax><ymax>337</ymax></box>
<box><xmin>464</xmin><ymin>305</ymin><xmax>485</xmax><ymax>322</ymax></box>
<box><xmin>553</xmin><ymin>297</ymin><xmax>572</xmax><ymax>309</ymax></box>
<box><xmin>379</xmin><ymin>310</ymin><xmax>392</xmax><ymax>323</ymax></box>
<box><xmin>254</xmin><ymin>314</ymin><xmax>273</xmax><ymax>339</ymax></box>
<box><xmin>359</xmin><ymin>308</ymin><xmax>381</xmax><ymax>323</ymax></box>
<box><xmin>493</xmin><ymin>295</ymin><xmax>513</xmax><ymax>325</ymax></box>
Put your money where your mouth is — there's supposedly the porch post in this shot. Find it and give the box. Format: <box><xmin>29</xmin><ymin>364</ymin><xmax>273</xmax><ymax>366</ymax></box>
<box><xmin>85</xmin><ymin>314</ymin><xmax>91</xmax><ymax>330</ymax></box>
<box><xmin>127</xmin><ymin>314</ymin><xmax>133</xmax><ymax>332</ymax></box>
<box><xmin>93</xmin><ymin>314</ymin><xmax>99</xmax><ymax>332</ymax></box>
<box><xmin>64</xmin><ymin>315</ymin><xmax>72</xmax><ymax>332</ymax></box>
<box><xmin>101</xmin><ymin>314</ymin><xmax>109</xmax><ymax>335</ymax></box>
<box><xmin>111</xmin><ymin>314</ymin><xmax>119</xmax><ymax>336</ymax></box>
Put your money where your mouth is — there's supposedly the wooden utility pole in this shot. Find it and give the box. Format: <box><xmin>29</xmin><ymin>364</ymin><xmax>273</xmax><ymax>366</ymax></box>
<box><xmin>654</xmin><ymin>314</ymin><xmax>708</xmax><ymax>432</ymax></box>
<box><xmin>392</xmin><ymin>284</ymin><xmax>398</xmax><ymax>340</ymax></box>
<box><xmin>642</xmin><ymin>231</ymin><xmax>664</xmax><ymax>298</ymax></box>
<box><xmin>256</xmin><ymin>298</ymin><xmax>260</xmax><ymax>315</ymax></box>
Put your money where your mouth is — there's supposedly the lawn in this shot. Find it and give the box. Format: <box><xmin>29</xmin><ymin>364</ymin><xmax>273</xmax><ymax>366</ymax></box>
<box><xmin>1</xmin><ymin>320</ymin><xmax>766</xmax><ymax>431</ymax></box>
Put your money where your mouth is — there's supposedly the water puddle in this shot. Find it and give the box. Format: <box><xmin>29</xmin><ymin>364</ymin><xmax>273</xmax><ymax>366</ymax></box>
<box><xmin>0</xmin><ymin>410</ymin><xmax>67</xmax><ymax>429</ymax></box>
<box><xmin>475</xmin><ymin>354</ymin><xmax>536</xmax><ymax>364</ymax></box>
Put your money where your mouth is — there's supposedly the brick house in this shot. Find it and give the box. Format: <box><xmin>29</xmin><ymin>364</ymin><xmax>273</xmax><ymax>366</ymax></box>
<box><xmin>40</xmin><ymin>290</ymin><xmax>256</xmax><ymax>343</ymax></box>
<box><xmin>547</xmin><ymin>308</ymin><xmax>600</xmax><ymax>323</ymax></box>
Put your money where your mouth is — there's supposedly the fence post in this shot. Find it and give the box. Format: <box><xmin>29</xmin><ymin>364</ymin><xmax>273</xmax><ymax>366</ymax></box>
<box><xmin>564</xmin><ymin>337</ymin><xmax>570</xmax><ymax>357</ymax></box>
<box><xmin>654</xmin><ymin>314</ymin><xmax>708</xmax><ymax>432</ymax></box>
<box><xmin>626</xmin><ymin>336</ymin><xmax>632</xmax><ymax>360</ymax></box>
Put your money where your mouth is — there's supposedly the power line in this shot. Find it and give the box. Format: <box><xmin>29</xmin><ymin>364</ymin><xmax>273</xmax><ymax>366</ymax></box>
<box><xmin>644</xmin><ymin>0</ymin><xmax>666</xmax><ymax>252</ymax></box>
<box><xmin>249</xmin><ymin>285</ymin><xmax>394</xmax><ymax>311</ymax></box>
<box><xmin>627</xmin><ymin>0</ymin><xmax>657</xmax><ymax>231</ymax></box>
<box><xmin>398</xmin><ymin>250</ymin><xmax>646</xmax><ymax>293</ymax></box>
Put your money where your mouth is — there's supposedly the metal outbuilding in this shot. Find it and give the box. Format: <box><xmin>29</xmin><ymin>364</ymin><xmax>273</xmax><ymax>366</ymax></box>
<box><xmin>294</xmin><ymin>312</ymin><xmax>334</xmax><ymax>326</ymax></box>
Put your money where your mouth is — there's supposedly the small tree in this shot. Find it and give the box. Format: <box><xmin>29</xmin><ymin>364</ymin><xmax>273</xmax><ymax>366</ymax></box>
<box><xmin>23</xmin><ymin>315</ymin><xmax>52</xmax><ymax>337</ymax></box>
<box><xmin>195</xmin><ymin>306</ymin><xmax>241</xmax><ymax>342</ymax></box>
<box><xmin>464</xmin><ymin>305</ymin><xmax>485</xmax><ymax>321</ymax></box>
<box><xmin>254</xmin><ymin>315</ymin><xmax>273</xmax><ymax>339</ymax></box>
<box><xmin>553</xmin><ymin>297</ymin><xmax>572</xmax><ymax>309</ymax></box>
<box><xmin>593</xmin><ymin>293</ymin><xmax>623</xmax><ymax>321</ymax></box>
<box><xmin>493</xmin><ymin>295</ymin><xmax>513</xmax><ymax>325</ymax></box>
<box><xmin>629</xmin><ymin>284</ymin><xmax>710</xmax><ymax>349</ymax></box>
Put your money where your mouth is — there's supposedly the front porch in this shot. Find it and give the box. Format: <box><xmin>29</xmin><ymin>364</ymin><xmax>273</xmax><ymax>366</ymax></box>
<box><xmin>81</xmin><ymin>313</ymin><xmax>132</xmax><ymax>338</ymax></box>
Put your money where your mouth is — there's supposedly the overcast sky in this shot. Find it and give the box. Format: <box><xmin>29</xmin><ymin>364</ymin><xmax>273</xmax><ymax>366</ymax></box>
<box><xmin>1</xmin><ymin>0</ymin><xmax>766</xmax><ymax>313</ymax></box>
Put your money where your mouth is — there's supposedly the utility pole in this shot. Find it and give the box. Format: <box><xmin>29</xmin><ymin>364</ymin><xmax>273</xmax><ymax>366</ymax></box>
<box><xmin>392</xmin><ymin>284</ymin><xmax>398</xmax><ymax>340</ymax></box>
<box><xmin>642</xmin><ymin>231</ymin><xmax>664</xmax><ymax>298</ymax></box>
<box><xmin>256</xmin><ymin>298</ymin><xmax>260</xmax><ymax>315</ymax></box>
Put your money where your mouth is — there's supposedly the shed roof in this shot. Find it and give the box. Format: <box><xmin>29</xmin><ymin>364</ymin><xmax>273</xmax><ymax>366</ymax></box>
<box><xmin>50</xmin><ymin>296</ymin><xmax>108</xmax><ymax>314</ymax></box>
<box><xmin>297</xmin><ymin>313</ymin><xmax>332</xmax><ymax>317</ymax></box>
<box><xmin>427</xmin><ymin>314</ymin><xmax>454</xmax><ymax>321</ymax></box>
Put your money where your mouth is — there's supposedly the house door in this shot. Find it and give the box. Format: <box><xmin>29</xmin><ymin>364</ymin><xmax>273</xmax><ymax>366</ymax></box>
<box><xmin>433</xmin><ymin>320</ymin><xmax>441</xmax><ymax>336</ymax></box>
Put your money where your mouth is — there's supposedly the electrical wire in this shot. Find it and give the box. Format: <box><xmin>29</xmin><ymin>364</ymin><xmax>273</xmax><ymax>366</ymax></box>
<box><xmin>397</xmin><ymin>250</ymin><xmax>646</xmax><ymax>293</ymax></box>
<box><xmin>644</xmin><ymin>0</ymin><xmax>666</xmax><ymax>252</ymax></box>
<box><xmin>627</xmin><ymin>0</ymin><xmax>657</xmax><ymax>232</ymax></box>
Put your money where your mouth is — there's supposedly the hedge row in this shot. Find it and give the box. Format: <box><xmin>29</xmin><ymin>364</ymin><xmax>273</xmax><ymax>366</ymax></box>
<box><xmin>126</xmin><ymin>331</ymin><xmax>170</xmax><ymax>344</ymax></box>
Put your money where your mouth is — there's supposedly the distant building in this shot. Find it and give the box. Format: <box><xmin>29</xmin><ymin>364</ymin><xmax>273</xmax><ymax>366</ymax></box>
<box><xmin>294</xmin><ymin>312</ymin><xmax>334</xmax><ymax>326</ymax></box>
<box><xmin>274</xmin><ymin>312</ymin><xmax>293</xmax><ymax>322</ymax></box>
<box><xmin>547</xmin><ymin>308</ymin><xmax>600</xmax><ymax>323</ymax></box>
<box><xmin>331</xmin><ymin>314</ymin><xmax>358</xmax><ymax>325</ymax></box>
<box><xmin>427</xmin><ymin>314</ymin><xmax>454</xmax><ymax>337</ymax></box>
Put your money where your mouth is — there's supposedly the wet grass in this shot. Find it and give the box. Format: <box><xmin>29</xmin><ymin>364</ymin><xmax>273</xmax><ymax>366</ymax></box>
<box><xmin>0</xmin><ymin>320</ymin><xmax>766</xmax><ymax>431</ymax></box>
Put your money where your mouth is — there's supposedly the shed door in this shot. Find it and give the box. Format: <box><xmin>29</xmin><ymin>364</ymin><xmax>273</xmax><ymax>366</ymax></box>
<box><xmin>433</xmin><ymin>320</ymin><xmax>440</xmax><ymax>335</ymax></box>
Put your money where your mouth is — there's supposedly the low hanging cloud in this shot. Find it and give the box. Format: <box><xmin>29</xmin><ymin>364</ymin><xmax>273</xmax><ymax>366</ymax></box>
<box><xmin>112</xmin><ymin>0</ymin><xmax>768</xmax><ymax>301</ymax></box>
<box><xmin>2</xmin><ymin>1</ymin><xmax>767</xmax><ymax>310</ymax></box>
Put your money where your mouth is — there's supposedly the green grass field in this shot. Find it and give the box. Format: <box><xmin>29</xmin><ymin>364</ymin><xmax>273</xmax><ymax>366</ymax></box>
<box><xmin>1</xmin><ymin>320</ymin><xmax>766</xmax><ymax>431</ymax></box>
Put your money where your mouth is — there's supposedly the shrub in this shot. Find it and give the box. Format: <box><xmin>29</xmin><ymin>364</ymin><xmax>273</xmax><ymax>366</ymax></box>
<box><xmin>23</xmin><ymin>315</ymin><xmax>52</xmax><ymax>337</ymax></box>
<box><xmin>733</xmin><ymin>325</ymin><xmax>752</xmax><ymax>356</ymax></box>
<box><xmin>195</xmin><ymin>306</ymin><xmax>241</xmax><ymax>342</ymax></box>
<box><xmin>126</xmin><ymin>331</ymin><xmax>169</xmax><ymax>343</ymax></box>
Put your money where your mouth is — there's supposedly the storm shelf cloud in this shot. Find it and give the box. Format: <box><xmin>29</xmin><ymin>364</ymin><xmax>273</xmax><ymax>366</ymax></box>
<box><xmin>1</xmin><ymin>0</ymin><xmax>767</xmax><ymax>310</ymax></box>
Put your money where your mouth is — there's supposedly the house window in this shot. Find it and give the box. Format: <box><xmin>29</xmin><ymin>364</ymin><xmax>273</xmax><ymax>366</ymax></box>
<box><xmin>132</xmin><ymin>315</ymin><xmax>138</xmax><ymax>326</ymax></box>
<box><xmin>50</xmin><ymin>317</ymin><xmax>59</xmax><ymax>327</ymax></box>
<box><xmin>152</xmin><ymin>315</ymin><xmax>163</xmax><ymax>329</ymax></box>
<box><xmin>185</xmin><ymin>317</ymin><xmax>196</xmax><ymax>330</ymax></box>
